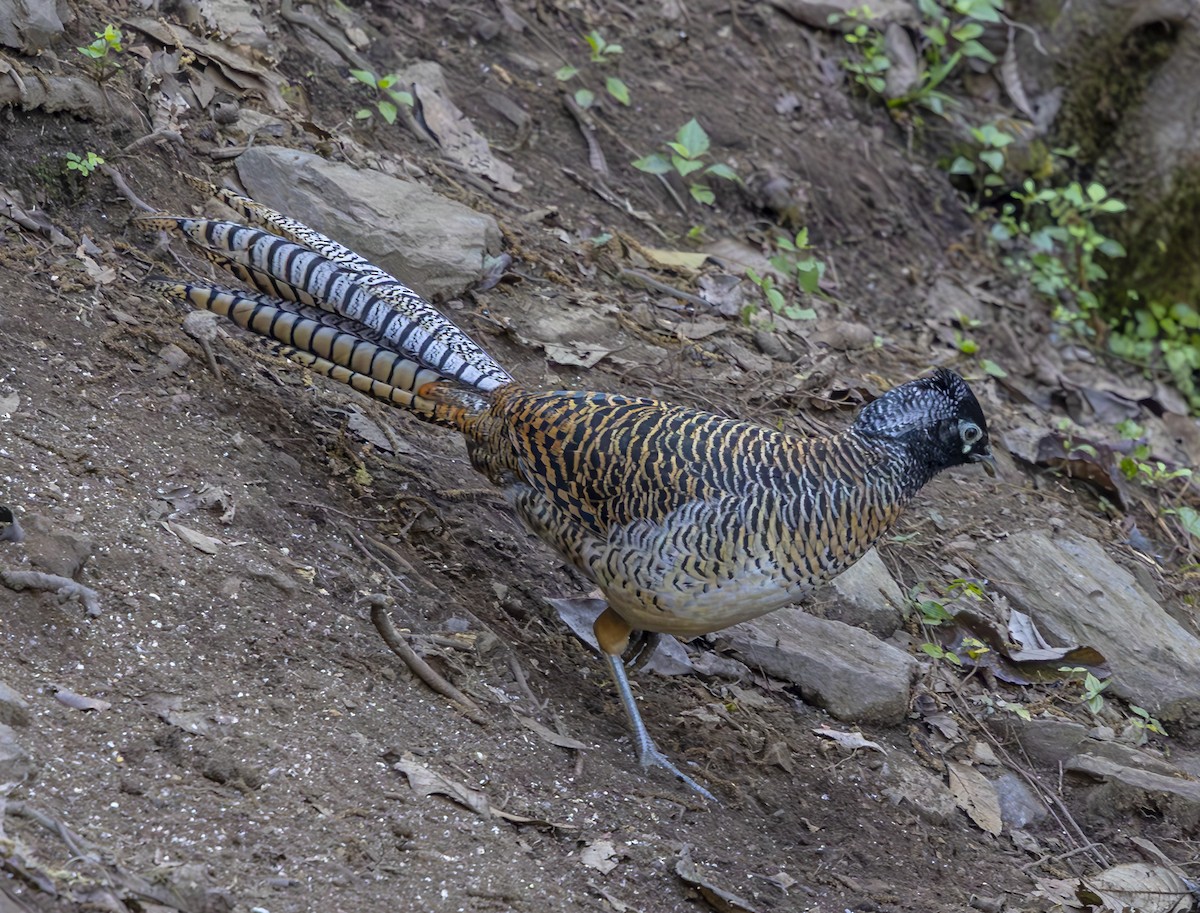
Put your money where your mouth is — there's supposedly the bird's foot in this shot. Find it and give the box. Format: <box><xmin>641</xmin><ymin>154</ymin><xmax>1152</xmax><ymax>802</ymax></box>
<box><xmin>637</xmin><ymin>742</ymin><xmax>716</xmax><ymax>802</ymax></box>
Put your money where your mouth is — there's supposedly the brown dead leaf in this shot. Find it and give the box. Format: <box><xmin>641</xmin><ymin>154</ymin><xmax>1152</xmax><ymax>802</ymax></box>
<box><xmin>125</xmin><ymin>18</ymin><xmax>289</xmax><ymax>112</ymax></box>
<box><xmin>946</xmin><ymin>761</ymin><xmax>1002</xmax><ymax>836</ymax></box>
<box><xmin>1080</xmin><ymin>863</ymin><xmax>1195</xmax><ymax>913</ymax></box>
<box><xmin>515</xmin><ymin>714</ymin><xmax>589</xmax><ymax>751</ymax></box>
<box><xmin>579</xmin><ymin>839</ymin><xmax>620</xmax><ymax>875</ymax></box>
<box><xmin>412</xmin><ymin>82</ymin><xmax>521</xmax><ymax>192</ymax></box>
<box><xmin>164</xmin><ymin>521</ymin><xmax>223</xmax><ymax>555</ymax></box>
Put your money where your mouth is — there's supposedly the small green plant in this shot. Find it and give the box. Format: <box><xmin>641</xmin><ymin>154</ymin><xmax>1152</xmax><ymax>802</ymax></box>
<box><xmin>832</xmin><ymin>6</ymin><xmax>891</xmax><ymax>95</ymax></box>
<box><xmin>555</xmin><ymin>31</ymin><xmax>630</xmax><ymax>108</ymax></box>
<box><xmin>1110</xmin><ymin>300</ymin><xmax>1200</xmax><ymax>409</ymax></box>
<box><xmin>744</xmin><ymin>268</ymin><xmax>816</xmax><ymax>322</ymax></box>
<box><xmin>632</xmin><ymin>119</ymin><xmax>739</xmax><ymax>206</ymax></box>
<box><xmin>65</xmin><ymin>151</ymin><xmax>104</xmax><ymax>178</ymax></box>
<box><xmin>993</xmin><ymin>178</ymin><xmax>1127</xmax><ymax>333</ymax></box>
<box><xmin>77</xmin><ymin>24</ymin><xmax>123</xmax><ymax>79</ymax></box>
<box><xmin>349</xmin><ymin>70</ymin><xmax>413</xmax><ymax>125</ymax></box>
<box><xmin>1112</xmin><ymin>418</ymin><xmax>1193</xmax><ymax>486</ymax></box>
<box><xmin>831</xmin><ymin>0</ymin><xmax>1002</xmax><ymax>114</ymax></box>
<box><xmin>921</xmin><ymin>642</ymin><xmax>963</xmax><ymax>665</ymax></box>
<box><xmin>1129</xmin><ymin>705</ymin><xmax>1168</xmax><ymax>739</ymax></box>
<box><xmin>947</xmin><ymin>122</ymin><xmax>1015</xmax><ymax>196</ymax></box>
<box><xmin>1060</xmin><ymin>666</ymin><xmax>1109</xmax><ymax>714</ymax></box>
<box><xmin>584</xmin><ymin>30</ymin><xmax>623</xmax><ymax>63</ymax></box>
<box><xmin>769</xmin><ymin>228</ymin><xmax>826</xmax><ymax>295</ymax></box>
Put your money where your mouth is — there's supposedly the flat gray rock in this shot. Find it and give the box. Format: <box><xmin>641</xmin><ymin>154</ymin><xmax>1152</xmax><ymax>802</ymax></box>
<box><xmin>713</xmin><ymin>610</ymin><xmax>916</xmax><ymax>724</ymax></box>
<box><xmin>0</xmin><ymin>681</ymin><xmax>31</xmax><ymax>727</ymax></box>
<box><xmin>235</xmin><ymin>148</ymin><xmax>501</xmax><ymax>298</ymax></box>
<box><xmin>0</xmin><ymin>723</ymin><xmax>34</xmax><ymax>785</ymax></box>
<box><xmin>981</xmin><ymin>532</ymin><xmax>1200</xmax><ymax>725</ymax></box>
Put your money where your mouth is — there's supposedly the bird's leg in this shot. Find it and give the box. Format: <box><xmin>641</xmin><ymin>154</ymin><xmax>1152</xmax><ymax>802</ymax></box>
<box><xmin>593</xmin><ymin>608</ymin><xmax>715</xmax><ymax>801</ymax></box>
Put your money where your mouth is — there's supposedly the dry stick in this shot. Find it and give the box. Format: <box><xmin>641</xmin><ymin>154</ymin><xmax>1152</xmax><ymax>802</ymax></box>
<box><xmin>617</xmin><ymin>268</ymin><xmax>713</xmax><ymax>311</ymax></box>
<box><xmin>562</xmin><ymin>93</ymin><xmax>608</xmax><ymax>176</ymax></box>
<box><xmin>349</xmin><ymin>531</ymin><xmax>413</xmax><ymax>592</ymax></box>
<box><xmin>1</xmin><ymin>570</ymin><xmax>101</xmax><ymax>615</ymax></box>
<box><xmin>507</xmin><ymin>653</ymin><xmax>545</xmax><ymax>715</ymax></box>
<box><xmin>364</xmin><ymin>595</ymin><xmax>488</xmax><ymax>725</ymax></box>
<box><xmin>101</xmin><ymin>164</ymin><xmax>155</xmax><ymax>213</ymax></box>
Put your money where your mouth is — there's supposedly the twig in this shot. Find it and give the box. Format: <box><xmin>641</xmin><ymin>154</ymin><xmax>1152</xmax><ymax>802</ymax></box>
<box><xmin>562</xmin><ymin>93</ymin><xmax>608</xmax><ymax>176</ymax></box>
<box><xmin>364</xmin><ymin>595</ymin><xmax>488</xmax><ymax>725</ymax></box>
<box><xmin>1</xmin><ymin>569</ymin><xmax>101</xmax><ymax>615</ymax></box>
<box><xmin>617</xmin><ymin>268</ymin><xmax>714</xmax><ymax>311</ymax></box>
<box><xmin>100</xmin><ymin>164</ymin><xmax>156</xmax><ymax>212</ymax></box>
<box><xmin>508</xmin><ymin>653</ymin><xmax>545</xmax><ymax>714</ymax></box>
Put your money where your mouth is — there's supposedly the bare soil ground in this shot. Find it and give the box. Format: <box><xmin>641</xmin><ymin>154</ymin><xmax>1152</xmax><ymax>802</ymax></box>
<box><xmin>0</xmin><ymin>2</ymin><xmax>1196</xmax><ymax>912</ymax></box>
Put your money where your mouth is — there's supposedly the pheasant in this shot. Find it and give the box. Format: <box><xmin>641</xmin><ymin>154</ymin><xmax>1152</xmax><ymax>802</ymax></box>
<box><xmin>137</xmin><ymin>188</ymin><xmax>995</xmax><ymax>799</ymax></box>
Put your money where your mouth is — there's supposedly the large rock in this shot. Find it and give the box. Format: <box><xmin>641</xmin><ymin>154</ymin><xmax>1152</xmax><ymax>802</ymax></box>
<box><xmin>234</xmin><ymin>148</ymin><xmax>501</xmax><ymax>298</ymax></box>
<box><xmin>980</xmin><ymin>532</ymin><xmax>1200</xmax><ymax>726</ymax></box>
<box><xmin>819</xmin><ymin>547</ymin><xmax>904</xmax><ymax>637</ymax></box>
<box><xmin>713</xmin><ymin>611</ymin><xmax>916</xmax><ymax>724</ymax></box>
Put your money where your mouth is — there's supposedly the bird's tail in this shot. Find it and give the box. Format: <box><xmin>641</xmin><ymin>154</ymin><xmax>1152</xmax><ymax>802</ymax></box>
<box><xmin>135</xmin><ymin>185</ymin><xmax>511</xmax><ymax>429</ymax></box>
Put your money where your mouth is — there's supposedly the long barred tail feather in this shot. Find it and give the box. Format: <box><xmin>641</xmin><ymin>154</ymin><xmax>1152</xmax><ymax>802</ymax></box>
<box><xmin>147</xmin><ymin>277</ymin><xmax>485</xmax><ymax>428</ymax></box>
<box><xmin>134</xmin><ymin>211</ymin><xmax>512</xmax><ymax>393</ymax></box>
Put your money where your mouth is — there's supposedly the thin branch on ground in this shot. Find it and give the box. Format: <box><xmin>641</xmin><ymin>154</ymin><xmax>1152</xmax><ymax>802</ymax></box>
<box><xmin>364</xmin><ymin>595</ymin><xmax>488</xmax><ymax>725</ymax></box>
<box><xmin>1</xmin><ymin>570</ymin><xmax>101</xmax><ymax>615</ymax></box>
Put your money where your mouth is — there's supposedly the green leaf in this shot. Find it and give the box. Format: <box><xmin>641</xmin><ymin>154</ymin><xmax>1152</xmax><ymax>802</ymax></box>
<box><xmin>797</xmin><ymin>261</ymin><xmax>824</xmax><ymax>294</ymax></box>
<box><xmin>377</xmin><ymin>100</ymin><xmax>398</xmax><ymax>124</ymax></box>
<box><xmin>785</xmin><ymin>305</ymin><xmax>817</xmax><ymax>320</ymax></box>
<box><xmin>672</xmin><ymin>155</ymin><xmax>705</xmax><ymax>177</ymax></box>
<box><xmin>948</xmin><ymin>156</ymin><xmax>976</xmax><ymax>175</ymax></box>
<box><xmin>354</xmin><ymin>108</ymin><xmax>373</xmax><ymax>120</ymax></box>
<box><xmin>1177</xmin><ymin>506</ymin><xmax>1200</xmax><ymax>540</ymax></box>
<box><xmin>387</xmin><ymin>89</ymin><xmax>414</xmax><ymax>108</ymax></box>
<box><xmin>632</xmin><ymin>153</ymin><xmax>672</xmax><ymax>175</ymax></box>
<box><xmin>978</xmin><ymin>150</ymin><xmax>1005</xmax><ymax>172</ymax></box>
<box><xmin>689</xmin><ymin>183</ymin><xmax>715</xmax><ymax>205</ymax></box>
<box><xmin>766</xmin><ymin>286</ymin><xmax>786</xmax><ymax>310</ymax></box>
<box><xmin>704</xmin><ymin>163</ymin><xmax>740</xmax><ymax>182</ymax></box>
<box><xmin>980</xmin><ymin>358</ymin><xmax>1007</xmax><ymax>377</ymax></box>
<box><xmin>959</xmin><ymin>39</ymin><xmax>996</xmax><ymax>63</ymax></box>
<box><xmin>574</xmin><ymin>88</ymin><xmax>595</xmax><ymax>108</ymax></box>
<box><xmin>1097</xmin><ymin>239</ymin><xmax>1127</xmax><ymax>258</ymax></box>
<box><xmin>605</xmin><ymin>76</ymin><xmax>630</xmax><ymax>105</ymax></box>
<box><xmin>1086</xmin><ymin>182</ymin><xmax>1108</xmax><ymax>202</ymax></box>
<box><xmin>555</xmin><ymin>64</ymin><xmax>579</xmax><ymax>81</ymax></box>
<box><xmin>951</xmin><ymin>22</ymin><xmax>983</xmax><ymax>40</ymax></box>
<box><xmin>1097</xmin><ymin>198</ymin><xmax>1127</xmax><ymax>213</ymax></box>
<box><xmin>675</xmin><ymin>118</ymin><xmax>710</xmax><ymax>159</ymax></box>
<box><xmin>377</xmin><ymin>73</ymin><xmax>398</xmax><ymax>89</ymax></box>
<box><xmin>349</xmin><ymin>69</ymin><xmax>376</xmax><ymax>87</ymax></box>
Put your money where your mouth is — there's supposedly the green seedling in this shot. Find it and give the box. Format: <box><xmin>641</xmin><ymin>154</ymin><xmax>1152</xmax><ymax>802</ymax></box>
<box><xmin>632</xmin><ymin>119</ymin><xmax>740</xmax><ymax>206</ymax></box>
<box><xmin>349</xmin><ymin>70</ymin><xmax>413</xmax><ymax>125</ymax></box>
<box><xmin>65</xmin><ymin>151</ymin><xmax>104</xmax><ymax>178</ymax></box>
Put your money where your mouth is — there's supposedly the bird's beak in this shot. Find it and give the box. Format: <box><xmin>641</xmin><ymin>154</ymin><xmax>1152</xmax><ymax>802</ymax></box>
<box><xmin>970</xmin><ymin>449</ymin><xmax>997</xmax><ymax>478</ymax></box>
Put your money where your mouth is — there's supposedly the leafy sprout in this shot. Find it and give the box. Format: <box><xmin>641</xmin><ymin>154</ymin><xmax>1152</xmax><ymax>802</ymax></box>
<box><xmin>632</xmin><ymin>119</ymin><xmax>739</xmax><ymax>206</ymax></box>
<box><xmin>349</xmin><ymin>70</ymin><xmax>413</xmax><ymax>125</ymax></box>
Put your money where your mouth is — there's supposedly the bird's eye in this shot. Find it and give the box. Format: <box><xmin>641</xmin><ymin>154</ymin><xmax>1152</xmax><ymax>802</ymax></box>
<box><xmin>961</xmin><ymin>423</ymin><xmax>982</xmax><ymax>446</ymax></box>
